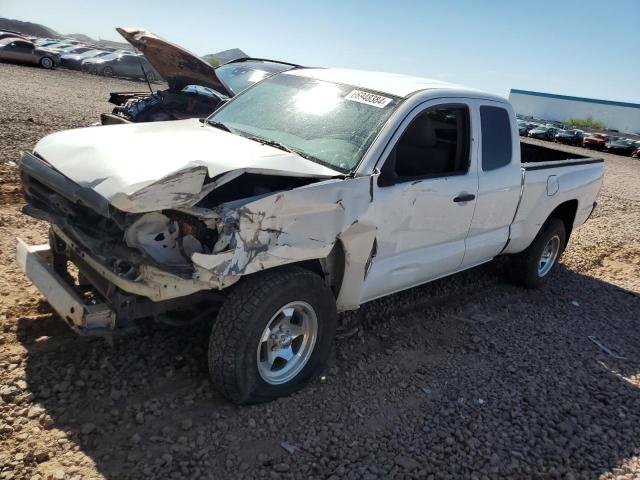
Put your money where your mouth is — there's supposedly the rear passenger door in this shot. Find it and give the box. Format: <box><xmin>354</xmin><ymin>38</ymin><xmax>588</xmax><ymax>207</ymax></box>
<box><xmin>360</xmin><ymin>100</ymin><xmax>479</xmax><ymax>302</ymax></box>
<box><xmin>461</xmin><ymin>101</ymin><xmax>522</xmax><ymax>268</ymax></box>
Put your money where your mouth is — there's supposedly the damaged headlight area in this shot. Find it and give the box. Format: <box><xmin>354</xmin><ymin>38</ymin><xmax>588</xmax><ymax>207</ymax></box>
<box><xmin>124</xmin><ymin>210</ymin><xmax>238</xmax><ymax>266</ymax></box>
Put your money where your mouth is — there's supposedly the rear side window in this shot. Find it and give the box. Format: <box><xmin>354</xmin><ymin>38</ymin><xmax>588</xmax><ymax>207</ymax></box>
<box><xmin>480</xmin><ymin>106</ymin><xmax>512</xmax><ymax>171</ymax></box>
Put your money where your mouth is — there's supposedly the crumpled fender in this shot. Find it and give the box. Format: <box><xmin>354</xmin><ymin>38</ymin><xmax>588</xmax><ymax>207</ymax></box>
<box><xmin>191</xmin><ymin>176</ymin><xmax>376</xmax><ymax>310</ymax></box>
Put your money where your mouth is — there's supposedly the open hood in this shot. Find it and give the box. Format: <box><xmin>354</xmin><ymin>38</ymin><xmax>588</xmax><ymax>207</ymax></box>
<box><xmin>32</xmin><ymin>119</ymin><xmax>341</xmax><ymax>213</ymax></box>
<box><xmin>116</xmin><ymin>27</ymin><xmax>232</xmax><ymax>96</ymax></box>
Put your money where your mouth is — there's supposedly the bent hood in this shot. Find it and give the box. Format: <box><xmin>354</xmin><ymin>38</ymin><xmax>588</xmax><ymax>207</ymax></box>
<box><xmin>116</xmin><ymin>27</ymin><xmax>231</xmax><ymax>96</ymax></box>
<box><xmin>33</xmin><ymin>119</ymin><xmax>341</xmax><ymax>213</ymax></box>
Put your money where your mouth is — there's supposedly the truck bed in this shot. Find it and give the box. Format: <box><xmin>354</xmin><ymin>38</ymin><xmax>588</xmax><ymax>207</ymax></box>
<box><xmin>520</xmin><ymin>139</ymin><xmax>604</xmax><ymax>170</ymax></box>
<box><xmin>521</xmin><ymin>140</ymin><xmax>586</xmax><ymax>163</ymax></box>
<box><xmin>502</xmin><ymin>140</ymin><xmax>604</xmax><ymax>255</ymax></box>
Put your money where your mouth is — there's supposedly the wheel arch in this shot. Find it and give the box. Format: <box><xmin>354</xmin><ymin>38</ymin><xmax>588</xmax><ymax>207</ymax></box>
<box><xmin>548</xmin><ymin>199</ymin><xmax>578</xmax><ymax>247</ymax></box>
<box><xmin>268</xmin><ymin>222</ymin><xmax>376</xmax><ymax>312</ymax></box>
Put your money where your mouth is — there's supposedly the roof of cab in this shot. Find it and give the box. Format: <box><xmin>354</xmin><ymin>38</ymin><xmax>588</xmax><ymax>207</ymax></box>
<box><xmin>286</xmin><ymin>67</ymin><xmax>504</xmax><ymax>100</ymax></box>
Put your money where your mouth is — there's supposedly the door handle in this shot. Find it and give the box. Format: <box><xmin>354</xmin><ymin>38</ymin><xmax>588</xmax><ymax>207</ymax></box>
<box><xmin>453</xmin><ymin>193</ymin><xmax>475</xmax><ymax>203</ymax></box>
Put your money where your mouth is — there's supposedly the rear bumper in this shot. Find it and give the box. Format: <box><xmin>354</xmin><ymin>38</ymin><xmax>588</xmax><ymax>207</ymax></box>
<box><xmin>16</xmin><ymin>238</ymin><xmax>116</xmax><ymax>334</ymax></box>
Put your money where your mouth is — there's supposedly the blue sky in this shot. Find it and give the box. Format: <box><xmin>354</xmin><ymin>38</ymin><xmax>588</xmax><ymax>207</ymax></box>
<box><xmin>2</xmin><ymin>0</ymin><xmax>638</xmax><ymax>102</ymax></box>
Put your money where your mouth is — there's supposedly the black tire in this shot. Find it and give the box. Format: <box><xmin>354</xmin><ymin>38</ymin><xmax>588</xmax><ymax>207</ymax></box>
<box><xmin>102</xmin><ymin>66</ymin><xmax>113</xmax><ymax>77</ymax></box>
<box><xmin>208</xmin><ymin>266</ymin><xmax>337</xmax><ymax>404</ymax></box>
<box><xmin>508</xmin><ymin>217</ymin><xmax>566</xmax><ymax>288</ymax></box>
<box><xmin>39</xmin><ymin>56</ymin><xmax>54</xmax><ymax>69</ymax></box>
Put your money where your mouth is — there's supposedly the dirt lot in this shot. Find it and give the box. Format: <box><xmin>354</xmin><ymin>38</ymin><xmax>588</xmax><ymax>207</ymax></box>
<box><xmin>0</xmin><ymin>63</ymin><xmax>639</xmax><ymax>480</ymax></box>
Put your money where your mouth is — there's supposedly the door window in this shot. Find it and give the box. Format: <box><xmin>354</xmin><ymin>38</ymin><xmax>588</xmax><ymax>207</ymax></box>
<box><xmin>382</xmin><ymin>105</ymin><xmax>470</xmax><ymax>182</ymax></box>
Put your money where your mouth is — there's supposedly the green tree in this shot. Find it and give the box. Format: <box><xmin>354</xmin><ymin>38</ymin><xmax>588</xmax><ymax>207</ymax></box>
<box><xmin>204</xmin><ymin>56</ymin><xmax>220</xmax><ymax>68</ymax></box>
<box><xmin>564</xmin><ymin>116</ymin><xmax>606</xmax><ymax>130</ymax></box>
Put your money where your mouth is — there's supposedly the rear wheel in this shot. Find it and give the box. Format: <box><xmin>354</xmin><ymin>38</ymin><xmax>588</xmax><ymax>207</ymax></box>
<box><xmin>208</xmin><ymin>266</ymin><xmax>337</xmax><ymax>404</ymax></box>
<box><xmin>39</xmin><ymin>57</ymin><xmax>54</xmax><ymax>69</ymax></box>
<box><xmin>508</xmin><ymin>218</ymin><xmax>566</xmax><ymax>288</ymax></box>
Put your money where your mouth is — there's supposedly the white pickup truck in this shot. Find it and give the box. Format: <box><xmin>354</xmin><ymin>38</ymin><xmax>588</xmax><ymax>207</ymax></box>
<box><xmin>17</xmin><ymin>68</ymin><xmax>603</xmax><ymax>403</ymax></box>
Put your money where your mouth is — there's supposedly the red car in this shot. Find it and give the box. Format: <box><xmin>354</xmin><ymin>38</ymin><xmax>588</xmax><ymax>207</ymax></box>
<box><xmin>582</xmin><ymin>133</ymin><xmax>608</xmax><ymax>150</ymax></box>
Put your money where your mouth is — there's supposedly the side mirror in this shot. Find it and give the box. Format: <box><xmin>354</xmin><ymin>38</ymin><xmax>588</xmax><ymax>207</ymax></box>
<box><xmin>377</xmin><ymin>167</ymin><xmax>395</xmax><ymax>187</ymax></box>
<box><xmin>377</xmin><ymin>150</ymin><xmax>398</xmax><ymax>187</ymax></box>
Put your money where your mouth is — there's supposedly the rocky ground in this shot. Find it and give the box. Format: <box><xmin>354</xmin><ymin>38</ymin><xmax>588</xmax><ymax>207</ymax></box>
<box><xmin>0</xmin><ymin>63</ymin><xmax>639</xmax><ymax>480</ymax></box>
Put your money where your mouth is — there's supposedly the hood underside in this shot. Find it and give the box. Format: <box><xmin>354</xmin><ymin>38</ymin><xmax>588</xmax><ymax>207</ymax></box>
<box><xmin>116</xmin><ymin>27</ymin><xmax>232</xmax><ymax>96</ymax></box>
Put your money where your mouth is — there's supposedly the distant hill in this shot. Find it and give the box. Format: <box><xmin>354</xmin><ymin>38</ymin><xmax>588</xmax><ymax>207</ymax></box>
<box><xmin>202</xmin><ymin>48</ymin><xmax>248</xmax><ymax>66</ymax></box>
<box><xmin>0</xmin><ymin>17</ymin><xmax>60</xmax><ymax>38</ymax></box>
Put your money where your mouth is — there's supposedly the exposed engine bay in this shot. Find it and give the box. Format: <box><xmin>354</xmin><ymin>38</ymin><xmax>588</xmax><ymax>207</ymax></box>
<box><xmin>108</xmin><ymin>88</ymin><xmax>224</xmax><ymax>123</ymax></box>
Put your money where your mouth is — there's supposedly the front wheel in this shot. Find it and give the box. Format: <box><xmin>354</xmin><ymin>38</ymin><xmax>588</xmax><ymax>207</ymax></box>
<box><xmin>39</xmin><ymin>57</ymin><xmax>54</xmax><ymax>69</ymax></box>
<box><xmin>508</xmin><ymin>217</ymin><xmax>566</xmax><ymax>288</ymax></box>
<box><xmin>102</xmin><ymin>66</ymin><xmax>113</xmax><ymax>77</ymax></box>
<box><xmin>208</xmin><ymin>266</ymin><xmax>337</xmax><ymax>404</ymax></box>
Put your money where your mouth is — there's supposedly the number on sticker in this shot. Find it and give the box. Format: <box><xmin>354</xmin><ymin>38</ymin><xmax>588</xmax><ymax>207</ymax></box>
<box><xmin>345</xmin><ymin>90</ymin><xmax>392</xmax><ymax>108</ymax></box>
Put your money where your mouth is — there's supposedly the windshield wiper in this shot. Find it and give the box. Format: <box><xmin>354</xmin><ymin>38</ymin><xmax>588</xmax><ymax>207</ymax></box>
<box><xmin>246</xmin><ymin>135</ymin><xmax>316</xmax><ymax>161</ymax></box>
<box><xmin>205</xmin><ymin>119</ymin><xmax>233</xmax><ymax>133</ymax></box>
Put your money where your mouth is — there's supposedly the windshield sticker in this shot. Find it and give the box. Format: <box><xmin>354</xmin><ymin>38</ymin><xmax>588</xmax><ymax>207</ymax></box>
<box><xmin>345</xmin><ymin>90</ymin><xmax>392</xmax><ymax>108</ymax></box>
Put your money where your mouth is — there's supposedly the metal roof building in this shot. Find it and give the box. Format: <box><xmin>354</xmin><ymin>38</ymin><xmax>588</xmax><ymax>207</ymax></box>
<box><xmin>509</xmin><ymin>89</ymin><xmax>640</xmax><ymax>133</ymax></box>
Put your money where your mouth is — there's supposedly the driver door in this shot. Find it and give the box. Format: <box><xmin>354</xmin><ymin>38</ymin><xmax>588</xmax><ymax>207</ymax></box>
<box><xmin>360</xmin><ymin>100</ymin><xmax>478</xmax><ymax>302</ymax></box>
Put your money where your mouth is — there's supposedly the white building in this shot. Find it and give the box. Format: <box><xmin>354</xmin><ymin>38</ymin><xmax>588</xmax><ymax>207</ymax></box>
<box><xmin>509</xmin><ymin>89</ymin><xmax>640</xmax><ymax>134</ymax></box>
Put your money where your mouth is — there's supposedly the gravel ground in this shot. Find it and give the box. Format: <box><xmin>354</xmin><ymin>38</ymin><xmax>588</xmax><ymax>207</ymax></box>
<box><xmin>0</xmin><ymin>63</ymin><xmax>639</xmax><ymax>480</ymax></box>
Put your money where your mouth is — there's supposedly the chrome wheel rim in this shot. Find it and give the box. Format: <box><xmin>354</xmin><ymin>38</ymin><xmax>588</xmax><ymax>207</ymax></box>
<box><xmin>538</xmin><ymin>235</ymin><xmax>560</xmax><ymax>277</ymax></box>
<box><xmin>41</xmin><ymin>57</ymin><xmax>53</xmax><ymax>68</ymax></box>
<box><xmin>257</xmin><ymin>301</ymin><xmax>318</xmax><ymax>385</ymax></box>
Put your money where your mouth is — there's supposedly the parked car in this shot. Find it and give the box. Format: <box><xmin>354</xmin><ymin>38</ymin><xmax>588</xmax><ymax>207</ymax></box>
<box><xmin>81</xmin><ymin>51</ymin><xmax>123</xmax><ymax>72</ymax></box>
<box><xmin>100</xmin><ymin>27</ymin><xmax>297</xmax><ymax>124</ymax></box>
<box><xmin>528</xmin><ymin>126</ymin><xmax>557</xmax><ymax>140</ymax></box>
<box><xmin>517</xmin><ymin>121</ymin><xmax>529</xmax><ymax>135</ymax></box>
<box><xmin>36</xmin><ymin>41</ymin><xmax>74</xmax><ymax>50</ymax></box>
<box><xmin>17</xmin><ymin>68</ymin><xmax>604</xmax><ymax>404</ymax></box>
<box><xmin>554</xmin><ymin>129</ymin><xmax>583</xmax><ymax>146</ymax></box>
<box><xmin>60</xmin><ymin>49</ymin><xmax>111</xmax><ymax>70</ymax></box>
<box><xmin>582</xmin><ymin>133</ymin><xmax>608</xmax><ymax>150</ymax></box>
<box><xmin>34</xmin><ymin>38</ymin><xmax>60</xmax><ymax>46</ymax></box>
<box><xmin>0</xmin><ymin>38</ymin><xmax>60</xmax><ymax>69</ymax></box>
<box><xmin>605</xmin><ymin>137</ymin><xmax>637</xmax><ymax>156</ymax></box>
<box><xmin>55</xmin><ymin>45</ymin><xmax>93</xmax><ymax>55</ymax></box>
<box><xmin>84</xmin><ymin>51</ymin><xmax>159</xmax><ymax>80</ymax></box>
<box><xmin>0</xmin><ymin>31</ymin><xmax>28</xmax><ymax>41</ymax></box>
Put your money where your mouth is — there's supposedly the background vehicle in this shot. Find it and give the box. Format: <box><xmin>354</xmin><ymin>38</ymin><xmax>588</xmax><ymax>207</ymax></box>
<box><xmin>17</xmin><ymin>69</ymin><xmax>604</xmax><ymax>404</ymax></box>
<box><xmin>89</xmin><ymin>52</ymin><xmax>159</xmax><ymax>80</ymax></box>
<box><xmin>582</xmin><ymin>133</ymin><xmax>608</xmax><ymax>150</ymax></box>
<box><xmin>605</xmin><ymin>137</ymin><xmax>637</xmax><ymax>156</ymax></box>
<box><xmin>101</xmin><ymin>27</ymin><xmax>297</xmax><ymax>124</ymax></box>
<box><xmin>81</xmin><ymin>51</ymin><xmax>123</xmax><ymax>72</ymax></box>
<box><xmin>554</xmin><ymin>129</ymin><xmax>583</xmax><ymax>146</ymax></box>
<box><xmin>0</xmin><ymin>37</ymin><xmax>60</xmax><ymax>68</ymax></box>
<box><xmin>60</xmin><ymin>48</ymin><xmax>110</xmax><ymax>70</ymax></box>
<box><xmin>0</xmin><ymin>31</ymin><xmax>27</xmax><ymax>40</ymax></box>
<box><xmin>528</xmin><ymin>125</ymin><xmax>557</xmax><ymax>140</ymax></box>
<box><xmin>54</xmin><ymin>45</ymin><xmax>92</xmax><ymax>55</ymax></box>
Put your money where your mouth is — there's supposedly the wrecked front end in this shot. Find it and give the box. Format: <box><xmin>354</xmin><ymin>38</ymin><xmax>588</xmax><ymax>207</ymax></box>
<box><xmin>16</xmin><ymin>151</ymin><xmax>374</xmax><ymax>335</ymax></box>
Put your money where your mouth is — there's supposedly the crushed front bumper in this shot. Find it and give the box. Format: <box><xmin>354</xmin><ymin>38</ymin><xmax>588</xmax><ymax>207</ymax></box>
<box><xmin>16</xmin><ymin>238</ymin><xmax>116</xmax><ymax>334</ymax></box>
